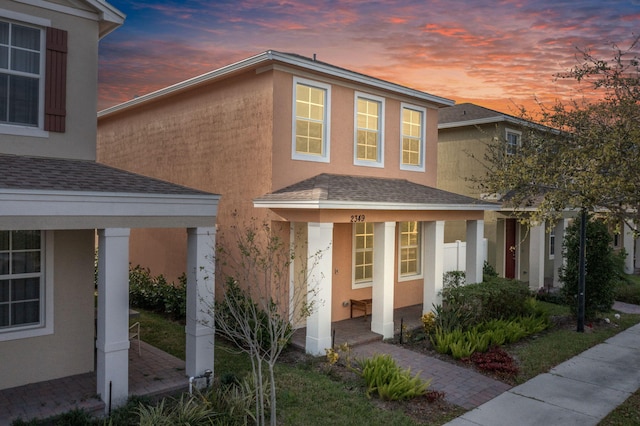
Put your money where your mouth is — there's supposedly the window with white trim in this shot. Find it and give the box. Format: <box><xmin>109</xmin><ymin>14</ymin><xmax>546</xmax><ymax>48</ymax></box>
<box><xmin>0</xmin><ymin>230</ymin><xmax>43</xmax><ymax>330</ymax></box>
<box><xmin>399</xmin><ymin>221</ymin><xmax>421</xmax><ymax>278</ymax></box>
<box><xmin>353</xmin><ymin>222</ymin><xmax>374</xmax><ymax>286</ymax></box>
<box><xmin>549</xmin><ymin>229</ymin><xmax>555</xmax><ymax>259</ymax></box>
<box><xmin>400</xmin><ymin>104</ymin><xmax>426</xmax><ymax>171</ymax></box>
<box><xmin>293</xmin><ymin>77</ymin><xmax>330</xmax><ymax>162</ymax></box>
<box><xmin>354</xmin><ymin>92</ymin><xmax>384</xmax><ymax>167</ymax></box>
<box><xmin>506</xmin><ymin>129</ymin><xmax>521</xmax><ymax>156</ymax></box>
<box><xmin>0</xmin><ymin>19</ymin><xmax>43</xmax><ymax>127</ymax></box>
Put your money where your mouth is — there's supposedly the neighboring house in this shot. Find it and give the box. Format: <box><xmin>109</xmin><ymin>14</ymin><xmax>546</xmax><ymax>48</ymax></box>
<box><xmin>0</xmin><ymin>0</ymin><xmax>219</xmax><ymax>412</ymax></box>
<box><xmin>97</xmin><ymin>51</ymin><xmax>497</xmax><ymax>356</ymax></box>
<box><xmin>437</xmin><ymin>103</ymin><xmax>638</xmax><ymax>289</ymax></box>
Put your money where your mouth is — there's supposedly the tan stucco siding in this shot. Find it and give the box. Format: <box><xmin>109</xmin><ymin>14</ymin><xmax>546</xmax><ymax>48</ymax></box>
<box><xmin>0</xmin><ymin>3</ymin><xmax>99</xmax><ymax>160</ymax></box>
<box><xmin>0</xmin><ymin>230</ymin><xmax>95</xmax><ymax>390</ymax></box>
<box><xmin>98</xmin><ymin>70</ymin><xmax>275</xmax><ymax>279</ymax></box>
<box><xmin>270</xmin><ymin>69</ymin><xmax>440</xmax><ymax>191</ymax></box>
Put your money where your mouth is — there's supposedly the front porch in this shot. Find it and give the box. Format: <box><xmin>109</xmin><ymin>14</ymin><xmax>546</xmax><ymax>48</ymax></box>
<box><xmin>0</xmin><ymin>342</ymin><xmax>187</xmax><ymax>424</ymax></box>
<box><xmin>291</xmin><ymin>304</ymin><xmax>423</xmax><ymax>350</ymax></box>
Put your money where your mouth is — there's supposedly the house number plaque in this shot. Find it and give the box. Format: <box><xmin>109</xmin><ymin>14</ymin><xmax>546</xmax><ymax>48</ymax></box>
<box><xmin>350</xmin><ymin>214</ymin><xmax>366</xmax><ymax>223</ymax></box>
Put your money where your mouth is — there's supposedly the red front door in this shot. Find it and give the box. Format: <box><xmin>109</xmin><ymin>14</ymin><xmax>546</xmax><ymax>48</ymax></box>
<box><xmin>505</xmin><ymin>219</ymin><xmax>517</xmax><ymax>279</ymax></box>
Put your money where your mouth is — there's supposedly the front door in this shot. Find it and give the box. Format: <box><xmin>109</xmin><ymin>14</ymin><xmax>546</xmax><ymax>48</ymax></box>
<box><xmin>505</xmin><ymin>219</ymin><xmax>517</xmax><ymax>279</ymax></box>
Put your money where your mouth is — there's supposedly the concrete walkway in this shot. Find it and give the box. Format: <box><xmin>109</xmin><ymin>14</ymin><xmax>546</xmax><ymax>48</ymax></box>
<box><xmin>445</xmin><ymin>302</ymin><xmax>640</xmax><ymax>425</ymax></box>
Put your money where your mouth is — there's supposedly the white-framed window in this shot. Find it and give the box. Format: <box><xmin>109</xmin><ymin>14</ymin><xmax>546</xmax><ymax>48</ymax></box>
<box><xmin>292</xmin><ymin>77</ymin><xmax>330</xmax><ymax>163</ymax></box>
<box><xmin>0</xmin><ymin>230</ymin><xmax>54</xmax><ymax>341</ymax></box>
<box><xmin>549</xmin><ymin>229</ymin><xmax>555</xmax><ymax>260</ymax></box>
<box><xmin>398</xmin><ymin>221</ymin><xmax>422</xmax><ymax>280</ymax></box>
<box><xmin>353</xmin><ymin>222</ymin><xmax>374</xmax><ymax>287</ymax></box>
<box><xmin>0</xmin><ymin>17</ymin><xmax>45</xmax><ymax>132</ymax></box>
<box><xmin>400</xmin><ymin>103</ymin><xmax>426</xmax><ymax>171</ymax></box>
<box><xmin>506</xmin><ymin>129</ymin><xmax>521</xmax><ymax>156</ymax></box>
<box><xmin>354</xmin><ymin>92</ymin><xmax>384</xmax><ymax>167</ymax></box>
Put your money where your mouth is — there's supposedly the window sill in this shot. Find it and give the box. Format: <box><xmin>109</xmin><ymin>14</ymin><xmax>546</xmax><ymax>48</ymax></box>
<box><xmin>0</xmin><ymin>125</ymin><xmax>49</xmax><ymax>138</ymax></box>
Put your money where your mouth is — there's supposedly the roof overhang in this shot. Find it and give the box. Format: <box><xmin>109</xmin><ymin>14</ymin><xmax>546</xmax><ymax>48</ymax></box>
<box><xmin>0</xmin><ymin>189</ymin><xmax>219</xmax><ymax>230</ymax></box>
<box><xmin>254</xmin><ymin>199</ymin><xmax>499</xmax><ymax>211</ymax></box>
<box><xmin>99</xmin><ymin>50</ymin><xmax>454</xmax><ymax>118</ymax></box>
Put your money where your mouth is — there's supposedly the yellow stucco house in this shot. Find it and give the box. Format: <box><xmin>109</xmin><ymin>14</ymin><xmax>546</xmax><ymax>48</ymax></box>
<box><xmin>98</xmin><ymin>52</ymin><xmax>497</xmax><ymax>355</ymax></box>
<box><xmin>0</xmin><ymin>0</ymin><xmax>219</xmax><ymax>413</ymax></box>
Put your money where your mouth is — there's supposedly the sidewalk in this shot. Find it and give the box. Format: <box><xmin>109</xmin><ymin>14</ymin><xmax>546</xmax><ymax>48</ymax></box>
<box><xmin>445</xmin><ymin>302</ymin><xmax>640</xmax><ymax>425</ymax></box>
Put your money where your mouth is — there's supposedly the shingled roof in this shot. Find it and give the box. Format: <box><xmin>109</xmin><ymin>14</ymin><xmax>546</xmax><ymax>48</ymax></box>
<box><xmin>254</xmin><ymin>174</ymin><xmax>497</xmax><ymax>210</ymax></box>
<box><xmin>0</xmin><ymin>154</ymin><xmax>214</xmax><ymax>196</ymax></box>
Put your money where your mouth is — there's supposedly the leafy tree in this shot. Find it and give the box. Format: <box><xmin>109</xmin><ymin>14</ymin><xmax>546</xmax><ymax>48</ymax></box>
<box><xmin>560</xmin><ymin>215</ymin><xmax>626</xmax><ymax>320</ymax></box>
<box><xmin>209</xmin><ymin>214</ymin><xmax>325</xmax><ymax>426</ymax></box>
<box><xmin>477</xmin><ymin>35</ymin><xmax>640</xmax><ymax>230</ymax></box>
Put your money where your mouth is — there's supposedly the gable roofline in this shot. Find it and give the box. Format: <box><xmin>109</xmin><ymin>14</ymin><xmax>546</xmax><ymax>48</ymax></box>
<box><xmin>98</xmin><ymin>50</ymin><xmax>454</xmax><ymax>118</ymax></box>
<box><xmin>438</xmin><ymin>102</ymin><xmax>530</xmax><ymax>129</ymax></box>
<box><xmin>14</xmin><ymin>0</ymin><xmax>124</xmax><ymax>38</ymax></box>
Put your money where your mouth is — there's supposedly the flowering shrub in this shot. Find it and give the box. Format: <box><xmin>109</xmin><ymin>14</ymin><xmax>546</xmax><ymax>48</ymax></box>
<box><xmin>421</xmin><ymin>312</ymin><xmax>436</xmax><ymax>335</ymax></box>
<box><xmin>325</xmin><ymin>348</ymin><xmax>339</xmax><ymax>365</ymax></box>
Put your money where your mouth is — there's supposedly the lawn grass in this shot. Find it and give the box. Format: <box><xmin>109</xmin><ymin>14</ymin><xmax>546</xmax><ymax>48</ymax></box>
<box><xmin>134</xmin><ymin>301</ymin><xmax>640</xmax><ymax>426</ymax></box>
<box><xmin>509</xmin><ymin>301</ymin><xmax>640</xmax><ymax>383</ymax></box>
<box><xmin>136</xmin><ymin>308</ymin><xmax>423</xmax><ymax>425</ymax></box>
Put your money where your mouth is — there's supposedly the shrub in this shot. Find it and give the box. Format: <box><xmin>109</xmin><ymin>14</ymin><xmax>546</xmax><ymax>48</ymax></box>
<box><xmin>482</xmin><ymin>261</ymin><xmax>499</xmax><ymax>281</ymax></box>
<box><xmin>560</xmin><ymin>217</ymin><xmax>627</xmax><ymax>320</ymax></box>
<box><xmin>466</xmin><ymin>346</ymin><xmax>518</xmax><ymax>378</ymax></box>
<box><xmin>421</xmin><ymin>311</ymin><xmax>436</xmax><ymax>335</ymax></box>
<box><xmin>440</xmin><ymin>277</ymin><xmax>534</xmax><ymax>326</ymax></box>
<box><xmin>358</xmin><ymin>354</ymin><xmax>431</xmax><ymax>401</ymax></box>
<box><xmin>137</xmin><ymin>394</ymin><xmax>216</xmax><ymax>425</ymax></box>
<box><xmin>128</xmin><ymin>265</ymin><xmax>187</xmax><ymax>320</ymax></box>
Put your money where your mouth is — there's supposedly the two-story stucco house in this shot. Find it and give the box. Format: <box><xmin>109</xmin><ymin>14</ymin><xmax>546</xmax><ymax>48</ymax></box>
<box><xmin>0</xmin><ymin>0</ymin><xmax>219</xmax><ymax>416</ymax></box>
<box><xmin>98</xmin><ymin>51</ymin><xmax>497</xmax><ymax>356</ymax></box>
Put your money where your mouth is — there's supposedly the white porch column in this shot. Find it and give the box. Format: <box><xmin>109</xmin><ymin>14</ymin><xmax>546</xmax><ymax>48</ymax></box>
<box><xmin>465</xmin><ymin>220</ymin><xmax>484</xmax><ymax>284</ymax></box>
<box><xmin>372</xmin><ymin>222</ymin><xmax>395</xmax><ymax>338</ymax></box>
<box><xmin>96</xmin><ymin>228</ymin><xmax>130</xmax><ymax>411</ymax></box>
<box><xmin>623</xmin><ymin>222</ymin><xmax>635</xmax><ymax>274</ymax></box>
<box><xmin>529</xmin><ymin>222</ymin><xmax>545</xmax><ymax>291</ymax></box>
<box><xmin>305</xmin><ymin>222</ymin><xmax>333</xmax><ymax>355</ymax></box>
<box><xmin>553</xmin><ymin>219</ymin><xmax>569</xmax><ymax>287</ymax></box>
<box><xmin>423</xmin><ymin>221</ymin><xmax>444</xmax><ymax>314</ymax></box>
<box><xmin>185</xmin><ymin>227</ymin><xmax>216</xmax><ymax>378</ymax></box>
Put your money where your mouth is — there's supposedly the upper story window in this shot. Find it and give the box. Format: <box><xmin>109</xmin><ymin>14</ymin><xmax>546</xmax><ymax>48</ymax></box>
<box><xmin>506</xmin><ymin>129</ymin><xmax>521</xmax><ymax>156</ymax></box>
<box><xmin>292</xmin><ymin>77</ymin><xmax>330</xmax><ymax>163</ymax></box>
<box><xmin>0</xmin><ymin>10</ymin><xmax>66</xmax><ymax>137</ymax></box>
<box><xmin>0</xmin><ymin>20</ymin><xmax>43</xmax><ymax>128</ymax></box>
<box><xmin>400</xmin><ymin>104</ymin><xmax>426</xmax><ymax>172</ymax></box>
<box><xmin>0</xmin><ymin>230</ymin><xmax>43</xmax><ymax>331</ymax></box>
<box><xmin>353</xmin><ymin>222</ymin><xmax>374</xmax><ymax>287</ymax></box>
<box><xmin>399</xmin><ymin>221</ymin><xmax>422</xmax><ymax>279</ymax></box>
<box><xmin>354</xmin><ymin>92</ymin><xmax>384</xmax><ymax>167</ymax></box>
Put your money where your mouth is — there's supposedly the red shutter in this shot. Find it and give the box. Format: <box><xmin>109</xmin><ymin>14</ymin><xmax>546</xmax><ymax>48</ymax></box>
<box><xmin>44</xmin><ymin>27</ymin><xmax>67</xmax><ymax>132</ymax></box>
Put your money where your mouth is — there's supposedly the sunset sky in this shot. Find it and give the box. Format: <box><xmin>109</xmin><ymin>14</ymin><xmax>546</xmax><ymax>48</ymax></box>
<box><xmin>98</xmin><ymin>0</ymin><xmax>640</xmax><ymax>114</ymax></box>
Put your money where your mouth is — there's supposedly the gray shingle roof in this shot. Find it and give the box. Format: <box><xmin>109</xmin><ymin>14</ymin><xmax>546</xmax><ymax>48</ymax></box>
<box><xmin>0</xmin><ymin>154</ymin><xmax>214</xmax><ymax>196</ymax></box>
<box><xmin>438</xmin><ymin>103</ymin><xmax>519</xmax><ymax>125</ymax></box>
<box><xmin>255</xmin><ymin>173</ymin><xmax>494</xmax><ymax>207</ymax></box>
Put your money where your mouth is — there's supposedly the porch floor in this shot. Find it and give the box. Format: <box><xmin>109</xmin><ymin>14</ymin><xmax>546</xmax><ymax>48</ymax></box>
<box><xmin>291</xmin><ymin>304</ymin><xmax>424</xmax><ymax>350</ymax></box>
<box><xmin>0</xmin><ymin>341</ymin><xmax>188</xmax><ymax>424</ymax></box>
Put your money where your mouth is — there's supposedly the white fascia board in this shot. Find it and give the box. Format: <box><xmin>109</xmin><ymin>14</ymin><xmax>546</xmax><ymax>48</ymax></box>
<box><xmin>253</xmin><ymin>199</ymin><xmax>499</xmax><ymax>211</ymax></box>
<box><xmin>438</xmin><ymin>116</ymin><xmax>507</xmax><ymax>129</ymax></box>
<box><xmin>99</xmin><ymin>51</ymin><xmax>454</xmax><ymax>117</ymax></box>
<box><xmin>0</xmin><ymin>190</ymin><xmax>219</xmax><ymax>217</ymax></box>
<box><xmin>15</xmin><ymin>0</ymin><xmax>125</xmax><ymax>37</ymax></box>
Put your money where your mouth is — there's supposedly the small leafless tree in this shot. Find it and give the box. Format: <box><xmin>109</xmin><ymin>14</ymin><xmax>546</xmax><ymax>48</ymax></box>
<box><xmin>208</xmin><ymin>215</ymin><xmax>325</xmax><ymax>426</ymax></box>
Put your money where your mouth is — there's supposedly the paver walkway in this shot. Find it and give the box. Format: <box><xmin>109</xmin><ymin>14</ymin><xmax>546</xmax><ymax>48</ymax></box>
<box><xmin>351</xmin><ymin>341</ymin><xmax>511</xmax><ymax>409</ymax></box>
